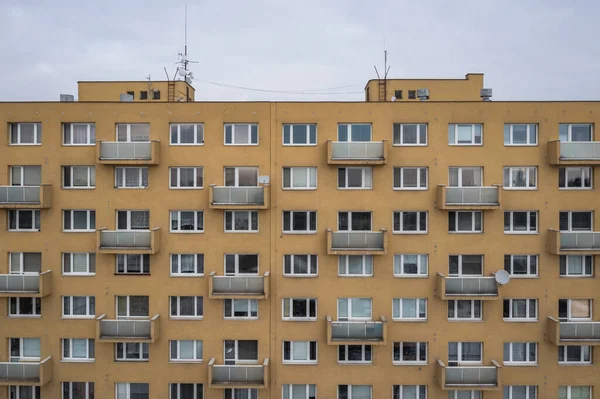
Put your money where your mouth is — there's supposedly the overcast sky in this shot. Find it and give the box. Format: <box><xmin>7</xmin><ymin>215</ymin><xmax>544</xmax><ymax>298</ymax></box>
<box><xmin>1</xmin><ymin>0</ymin><xmax>599</xmax><ymax>102</ymax></box>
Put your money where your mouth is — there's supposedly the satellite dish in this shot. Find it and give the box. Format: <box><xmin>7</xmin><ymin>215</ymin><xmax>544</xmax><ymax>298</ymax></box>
<box><xmin>391</xmin><ymin>96</ymin><xmax>396</xmax><ymax>102</ymax></box>
<box><xmin>495</xmin><ymin>270</ymin><xmax>510</xmax><ymax>285</ymax></box>
<box><xmin>178</xmin><ymin>68</ymin><xmax>188</xmax><ymax>77</ymax></box>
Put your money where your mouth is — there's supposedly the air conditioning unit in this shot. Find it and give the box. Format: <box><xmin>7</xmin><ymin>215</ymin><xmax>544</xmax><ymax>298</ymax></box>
<box><xmin>480</xmin><ymin>88</ymin><xmax>493</xmax><ymax>101</ymax></box>
<box><xmin>417</xmin><ymin>88</ymin><xmax>430</xmax><ymax>101</ymax></box>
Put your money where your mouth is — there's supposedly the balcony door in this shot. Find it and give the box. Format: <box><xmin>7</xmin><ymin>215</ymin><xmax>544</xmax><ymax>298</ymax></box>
<box><xmin>117</xmin><ymin>210</ymin><xmax>150</xmax><ymax>230</ymax></box>
<box><xmin>449</xmin><ymin>255</ymin><xmax>483</xmax><ymax>276</ymax></box>
<box><xmin>224</xmin><ymin>340</ymin><xmax>258</xmax><ymax>365</ymax></box>
<box><xmin>116</xmin><ymin>124</ymin><xmax>150</xmax><ymax>142</ymax></box>
<box><xmin>449</xmin><ymin>167</ymin><xmax>482</xmax><ymax>187</ymax></box>
<box><xmin>338</xmin><ymin>212</ymin><xmax>372</xmax><ymax>231</ymax></box>
<box><xmin>448</xmin><ymin>342</ymin><xmax>482</xmax><ymax>365</ymax></box>
<box><xmin>224</xmin><ymin>167</ymin><xmax>258</xmax><ymax>187</ymax></box>
<box><xmin>10</xmin><ymin>166</ymin><xmax>41</xmax><ymax>186</ymax></box>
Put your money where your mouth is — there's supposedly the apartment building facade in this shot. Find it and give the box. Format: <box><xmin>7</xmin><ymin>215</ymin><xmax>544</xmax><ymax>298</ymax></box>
<box><xmin>0</xmin><ymin>74</ymin><xmax>599</xmax><ymax>399</ymax></box>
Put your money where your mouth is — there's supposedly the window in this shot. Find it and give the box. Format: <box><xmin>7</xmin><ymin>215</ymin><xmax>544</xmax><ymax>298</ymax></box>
<box><xmin>448</xmin><ymin>211</ymin><xmax>482</xmax><ymax>233</ymax></box>
<box><xmin>338</xmin><ymin>255</ymin><xmax>373</xmax><ymax>277</ymax></box>
<box><xmin>338</xmin><ymin>211</ymin><xmax>371</xmax><ymax>231</ymax></box>
<box><xmin>394</xmin><ymin>90</ymin><xmax>403</xmax><ymax>99</ymax></box>
<box><xmin>393</xmin><ymin>342</ymin><xmax>427</xmax><ymax>364</ymax></box>
<box><xmin>152</xmin><ymin>90</ymin><xmax>160</xmax><ymax>100</ymax></box>
<box><xmin>503</xmin><ymin>167</ymin><xmax>537</xmax><ymax>189</ymax></box>
<box><xmin>448</xmin><ymin>300</ymin><xmax>482</xmax><ymax>320</ymax></box>
<box><xmin>282</xmin><ymin>298</ymin><xmax>317</xmax><ymax>320</ymax></box>
<box><xmin>560</xmin><ymin>211</ymin><xmax>593</xmax><ymax>231</ymax></box>
<box><xmin>62</xmin><ymin>253</ymin><xmax>95</xmax><ymax>275</ymax></box>
<box><xmin>224</xmin><ymin>123</ymin><xmax>258</xmax><ymax>145</ymax></box>
<box><xmin>504</xmin><ymin>211</ymin><xmax>538</xmax><ymax>233</ymax></box>
<box><xmin>9</xmin><ymin>252</ymin><xmax>41</xmax><ymax>273</ymax></box>
<box><xmin>63</xmin><ymin>296</ymin><xmax>95</xmax><ymax>318</ymax></box>
<box><xmin>170</xmin><ymin>384</ymin><xmax>203</xmax><ymax>399</ymax></box>
<box><xmin>559</xmin><ymin>345</ymin><xmax>592</xmax><ymax>364</ymax></box>
<box><xmin>9</xmin><ymin>386</ymin><xmax>40</xmax><ymax>399</ymax></box>
<box><xmin>503</xmin><ymin>342</ymin><xmax>537</xmax><ymax>365</ymax></box>
<box><xmin>449</xmin><ymin>255</ymin><xmax>483</xmax><ymax>276</ymax></box>
<box><xmin>171</xmin><ymin>210</ymin><xmax>204</xmax><ymax>232</ymax></box>
<box><xmin>559</xmin><ymin>167</ymin><xmax>592</xmax><ymax>189</ymax></box>
<box><xmin>63</xmin><ymin>210</ymin><xmax>95</xmax><ymax>232</ymax></box>
<box><xmin>448</xmin><ymin>124</ymin><xmax>482</xmax><ymax>145</ymax></box>
<box><xmin>225</xmin><ymin>254</ymin><xmax>259</xmax><ymax>275</ymax></box>
<box><xmin>169</xmin><ymin>167</ymin><xmax>203</xmax><ymax>188</ymax></box>
<box><xmin>171</xmin><ymin>254</ymin><xmax>204</xmax><ymax>276</ymax></box>
<box><xmin>393</xmin><ymin>167</ymin><xmax>427</xmax><ymax>189</ymax></box>
<box><xmin>560</xmin><ymin>255</ymin><xmax>594</xmax><ymax>277</ymax></box>
<box><xmin>116</xmin><ymin>383</ymin><xmax>149</xmax><ymax>399</ymax></box>
<box><xmin>337</xmin><ymin>124</ymin><xmax>372</xmax><ymax>141</ymax></box>
<box><xmin>559</xmin><ymin>386</ymin><xmax>592</xmax><ymax>399</ymax></box>
<box><xmin>62</xmin><ymin>123</ymin><xmax>96</xmax><ymax>146</ymax></box>
<box><xmin>559</xmin><ymin>299</ymin><xmax>592</xmax><ymax>321</ymax></box>
<box><xmin>9</xmin><ymin>123</ymin><xmax>42</xmax><ymax>144</ymax></box>
<box><xmin>559</xmin><ymin>124</ymin><xmax>593</xmax><ymax>142</ymax></box>
<box><xmin>448</xmin><ymin>392</ymin><xmax>481</xmax><ymax>399</ymax></box>
<box><xmin>224</xmin><ymin>167</ymin><xmax>258</xmax><ymax>186</ymax></box>
<box><xmin>9</xmin><ymin>165</ymin><xmax>41</xmax><ymax>186</ymax></box>
<box><xmin>117</xmin><ymin>254</ymin><xmax>150</xmax><ymax>274</ymax></box>
<box><xmin>283</xmin><ymin>385</ymin><xmax>316</xmax><ymax>399</ymax></box>
<box><xmin>9</xmin><ymin>297</ymin><xmax>41</xmax><ymax>317</ymax></box>
<box><xmin>449</xmin><ymin>167</ymin><xmax>482</xmax><ymax>187</ymax></box>
<box><xmin>116</xmin><ymin>123</ymin><xmax>150</xmax><ymax>142</ymax></box>
<box><xmin>448</xmin><ymin>342</ymin><xmax>482</xmax><ymax>363</ymax></box>
<box><xmin>392</xmin><ymin>298</ymin><xmax>427</xmax><ymax>321</ymax></box>
<box><xmin>62</xmin><ymin>338</ymin><xmax>95</xmax><ymax>362</ymax></box>
<box><xmin>116</xmin><ymin>343</ymin><xmax>149</xmax><ymax>361</ymax></box>
<box><xmin>504</xmin><ymin>255</ymin><xmax>538</xmax><ymax>277</ymax></box>
<box><xmin>338</xmin><ymin>345</ymin><xmax>372</xmax><ymax>364</ymax></box>
<box><xmin>393</xmin><ymin>211</ymin><xmax>427</xmax><ymax>233</ymax></box>
<box><xmin>338</xmin><ymin>167</ymin><xmax>372</xmax><ymax>189</ymax></box>
<box><xmin>283</xmin><ymin>124</ymin><xmax>317</xmax><ymax>145</ymax></box>
<box><xmin>504</xmin><ymin>124</ymin><xmax>538</xmax><ymax>145</ymax></box>
<box><xmin>393</xmin><ymin>254</ymin><xmax>428</xmax><ymax>277</ymax></box>
<box><xmin>503</xmin><ymin>386</ymin><xmax>537</xmax><ymax>399</ymax></box>
<box><xmin>10</xmin><ymin>337</ymin><xmax>40</xmax><ymax>361</ymax></box>
<box><xmin>127</xmin><ymin>91</ymin><xmax>135</xmax><ymax>98</ymax></box>
<box><xmin>117</xmin><ymin>296</ymin><xmax>149</xmax><ymax>318</ymax></box>
<box><xmin>225</xmin><ymin>389</ymin><xmax>257</xmax><ymax>399</ymax></box>
<box><xmin>225</xmin><ymin>211</ymin><xmax>258</xmax><ymax>232</ymax></box>
<box><xmin>140</xmin><ymin>91</ymin><xmax>148</xmax><ymax>100</ymax></box>
<box><xmin>338</xmin><ymin>385</ymin><xmax>372</xmax><ymax>399</ymax></box>
<box><xmin>282</xmin><ymin>341</ymin><xmax>317</xmax><ymax>364</ymax></box>
<box><xmin>393</xmin><ymin>124</ymin><xmax>427</xmax><ymax>146</ymax></box>
<box><xmin>115</xmin><ymin>167</ymin><xmax>148</xmax><ymax>188</ymax></box>
<box><xmin>170</xmin><ymin>340</ymin><xmax>203</xmax><ymax>362</ymax></box>
<box><xmin>116</xmin><ymin>210</ymin><xmax>149</xmax><ymax>230</ymax></box>
<box><xmin>170</xmin><ymin>123</ymin><xmax>204</xmax><ymax>145</ymax></box>
<box><xmin>224</xmin><ymin>299</ymin><xmax>258</xmax><ymax>319</ymax></box>
<box><xmin>283</xmin><ymin>255</ymin><xmax>318</xmax><ymax>276</ymax></box>
<box><xmin>63</xmin><ymin>382</ymin><xmax>95</xmax><ymax>399</ymax></box>
<box><xmin>338</xmin><ymin>298</ymin><xmax>372</xmax><ymax>320</ymax></box>
<box><xmin>283</xmin><ymin>211</ymin><xmax>317</xmax><ymax>233</ymax></box>
<box><xmin>224</xmin><ymin>340</ymin><xmax>258</xmax><ymax>364</ymax></box>
<box><xmin>283</xmin><ymin>167</ymin><xmax>317</xmax><ymax>189</ymax></box>
<box><xmin>170</xmin><ymin>296</ymin><xmax>203</xmax><ymax>319</ymax></box>
<box><xmin>8</xmin><ymin>210</ymin><xmax>40</xmax><ymax>231</ymax></box>
<box><xmin>408</xmin><ymin>90</ymin><xmax>416</xmax><ymax>99</ymax></box>
<box><xmin>503</xmin><ymin>299</ymin><xmax>538</xmax><ymax>321</ymax></box>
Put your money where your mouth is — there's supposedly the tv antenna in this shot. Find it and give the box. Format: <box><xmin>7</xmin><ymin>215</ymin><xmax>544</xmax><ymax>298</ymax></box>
<box><xmin>174</xmin><ymin>5</ymin><xmax>198</xmax><ymax>84</ymax></box>
<box><xmin>374</xmin><ymin>40</ymin><xmax>390</xmax><ymax>102</ymax></box>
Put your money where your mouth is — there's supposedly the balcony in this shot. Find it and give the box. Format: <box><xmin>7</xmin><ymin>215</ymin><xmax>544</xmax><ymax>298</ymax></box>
<box><xmin>209</xmin><ymin>185</ymin><xmax>270</xmax><ymax>210</ymax></box>
<box><xmin>96</xmin><ymin>140</ymin><xmax>160</xmax><ymax>165</ymax></box>
<box><xmin>547</xmin><ymin>317</ymin><xmax>600</xmax><ymax>346</ymax></box>
<box><xmin>436</xmin><ymin>185</ymin><xmax>501</xmax><ymax>210</ymax></box>
<box><xmin>0</xmin><ymin>185</ymin><xmax>52</xmax><ymax>209</ymax></box>
<box><xmin>208</xmin><ymin>358</ymin><xmax>269</xmax><ymax>389</ymax></box>
<box><xmin>96</xmin><ymin>314</ymin><xmax>160</xmax><ymax>343</ymax></box>
<box><xmin>97</xmin><ymin>227</ymin><xmax>160</xmax><ymax>255</ymax></box>
<box><xmin>327</xmin><ymin>140</ymin><xmax>387</xmax><ymax>165</ymax></box>
<box><xmin>436</xmin><ymin>274</ymin><xmax>500</xmax><ymax>301</ymax></box>
<box><xmin>436</xmin><ymin>360</ymin><xmax>501</xmax><ymax>391</ymax></box>
<box><xmin>326</xmin><ymin>316</ymin><xmax>387</xmax><ymax>346</ymax></box>
<box><xmin>548</xmin><ymin>140</ymin><xmax>600</xmax><ymax>165</ymax></box>
<box><xmin>208</xmin><ymin>272</ymin><xmax>269</xmax><ymax>299</ymax></box>
<box><xmin>0</xmin><ymin>357</ymin><xmax>52</xmax><ymax>386</ymax></box>
<box><xmin>327</xmin><ymin>229</ymin><xmax>387</xmax><ymax>255</ymax></box>
<box><xmin>547</xmin><ymin>229</ymin><xmax>600</xmax><ymax>255</ymax></box>
<box><xmin>0</xmin><ymin>271</ymin><xmax>52</xmax><ymax>298</ymax></box>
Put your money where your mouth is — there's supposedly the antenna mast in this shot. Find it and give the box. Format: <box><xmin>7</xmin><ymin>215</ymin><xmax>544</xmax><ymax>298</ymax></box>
<box><xmin>373</xmin><ymin>41</ymin><xmax>390</xmax><ymax>102</ymax></box>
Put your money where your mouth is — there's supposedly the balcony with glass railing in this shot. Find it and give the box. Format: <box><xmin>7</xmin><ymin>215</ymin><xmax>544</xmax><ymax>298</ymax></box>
<box><xmin>97</xmin><ymin>227</ymin><xmax>160</xmax><ymax>255</ymax></box>
<box><xmin>208</xmin><ymin>358</ymin><xmax>269</xmax><ymax>389</ymax></box>
<box><xmin>547</xmin><ymin>317</ymin><xmax>600</xmax><ymax>346</ymax></box>
<box><xmin>0</xmin><ymin>271</ymin><xmax>52</xmax><ymax>298</ymax></box>
<box><xmin>436</xmin><ymin>273</ymin><xmax>500</xmax><ymax>301</ymax></box>
<box><xmin>0</xmin><ymin>185</ymin><xmax>52</xmax><ymax>209</ymax></box>
<box><xmin>97</xmin><ymin>140</ymin><xmax>160</xmax><ymax>165</ymax></box>
<box><xmin>437</xmin><ymin>185</ymin><xmax>501</xmax><ymax>210</ymax></box>
<box><xmin>0</xmin><ymin>356</ymin><xmax>52</xmax><ymax>386</ymax></box>
<box><xmin>437</xmin><ymin>360</ymin><xmax>501</xmax><ymax>390</ymax></box>
<box><xmin>327</xmin><ymin>228</ymin><xmax>387</xmax><ymax>255</ymax></box>
<box><xmin>547</xmin><ymin>229</ymin><xmax>600</xmax><ymax>255</ymax></box>
<box><xmin>326</xmin><ymin>316</ymin><xmax>387</xmax><ymax>346</ymax></box>
<box><xmin>208</xmin><ymin>272</ymin><xmax>270</xmax><ymax>299</ymax></box>
<box><xmin>209</xmin><ymin>185</ymin><xmax>269</xmax><ymax>210</ymax></box>
<box><xmin>548</xmin><ymin>140</ymin><xmax>600</xmax><ymax>165</ymax></box>
<box><xmin>96</xmin><ymin>314</ymin><xmax>160</xmax><ymax>343</ymax></box>
<box><xmin>327</xmin><ymin>140</ymin><xmax>387</xmax><ymax>165</ymax></box>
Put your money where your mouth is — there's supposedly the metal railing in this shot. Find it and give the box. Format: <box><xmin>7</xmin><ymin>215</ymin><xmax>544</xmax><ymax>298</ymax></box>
<box><xmin>560</xmin><ymin>231</ymin><xmax>600</xmax><ymax>250</ymax></box>
<box><xmin>0</xmin><ymin>186</ymin><xmax>41</xmax><ymax>204</ymax></box>
<box><xmin>212</xmin><ymin>276</ymin><xmax>265</xmax><ymax>294</ymax></box>
<box><xmin>443</xmin><ymin>363</ymin><xmax>499</xmax><ymax>386</ymax></box>
<box><xmin>0</xmin><ymin>361</ymin><xmax>41</xmax><ymax>382</ymax></box>
<box><xmin>330</xmin><ymin>320</ymin><xmax>384</xmax><ymax>341</ymax></box>
<box><xmin>212</xmin><ymin>186</ymin><xmax>265</xmax><ymax>205</ymax></box>
<box><xmin>98</xmin><ymin>316</ymin><xmax>152</xmax><ymax>339</ymax></box>
<box><xmin>560</xmin><ymin>321</ymin><xmax>600</xmax><ymax>341</ymax></box>
<box><xmin>331</xmin><ymin>141</ymin><xmax>384</xmax><ymax>160</ymax></box>
<box><xmin>445</xmin><ymin>276</ymin><xmax>498</xmax><ymax>296</ymax></box>
<box><xmin>0</xmin><ymin>274</ymin><xmax>40</xmax><ymax>293</ymax></box>
<box><xmin>560</xmin><ymin>142</ymin><xmax>600</xmax><ymax>160</ymax></box>
<box><xmin>445</xmin><ymin>186</ymin><xmax>499</xmax><ymax>205</ymax></box>
<box><xmin>211</xmin><ymin>364</ymin><xmax>265</xmax><ymax>384</ymax></box>
<box><xmin>331</xmin><ymin>231</ymin><xmax>384</xmax><ymax>250</ymax></box>
<box><xmin>99</xmin><ymin>142</ymin><xmax>152</xmax><ymax>160</ymax></box>
<box><xmin>99</xmin><ymin>230</ymin><xmax>152</xmax><ymax>248</ymax></box>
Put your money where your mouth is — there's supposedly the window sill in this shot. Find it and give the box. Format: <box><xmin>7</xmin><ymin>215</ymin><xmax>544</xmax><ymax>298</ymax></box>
<box><xmin>393</xmin><ymin>275</ymin><xmax>429</xmax><ymax>279</ymax></box>
<box><xmin>114</xmin><ymin>273</ymin><xmax>151</xmax><ymax>276</ymax></box>
<box><xmin>338</xmin><ymin>275</ymin><xmax>373</xmax><ymax>278</ymax></box>
<box><xmin>337</xmin><ymin>188</ymin><xmax>373</xmax><ymax>191</ymax></box>
<box><xmin>170</xmin><ymin>143</ymin><xmax>205</xmax><ymax>146</ymax></box>
<box><xmin>224</xmin><ymin>317</ymin><xmax>259</xmax><ymax>321</ymax></box>
<box><xmin>169</xmin><ymin>187</ymin><xmax>204</xmax><ymax>190</ymax></box>
<box><xmin>115</xmin><ymin>187</ymin><xmax>149</xmax><ymax>190</ymax></box>
<box><xmin>502</xmin><ymin>188</ymin><xmax>538</xmax><ymax>191</ymax></box>
<box><xmin>62</xmin><ymin>187</ymin><xmax>96</xmax><ymax>190</ymax></box>
<box><xmin>392</xmin><ymin>231</ymin><xmax>428</xmax><ymax>235</ymax></box>
<box><xmin>282</xmin><ymin>361</ymin><xmax>318</xmax><ymax>365</ymax></box>
<box><xmin>504</xmin><ymin>144</ymin><xmax>538</xmax><ymax>147</ymax></box>
<box><xmin>392</xmin><ymin>319</ymin><xmax>428</xmax><ymax>323</ymax></box>
<box><xmin>170</xmin><ymin>316</ymin><xmax>204</xmax><ymax>320</ymax></box>
<box><xmin>558</xmin><ymin>188</ymin><xmax>593</xmax><ymax>191</ymax></box>
<box><xmin>447</xmin><ymin>319</ymin><xmax>483</xmax><ymax>322</ymax></box>
<box><xmin>504</xmin><ymin>232</ymin><xmax>539</xmax><ymax>235</ymax></box>
<box><xmin>61</xmin><ymin>316</ymin><xmax>95</xmax><ymax>320</ymax></box>
<box><xmin>503</xmin><ymin>363</ymin><xmax>538</xmax><ymax>367</ymax></box>
<box><xmin>62</xmin><ymin>230</ymin><xmax>95</xmax><ymax>233</ymax></box>
<box><xmin>115</xmin><ymin>359</ymin><xmax>149</xmax><ymax>362</ymax></box>
<box><xmin>9</xmin><ymin>143</ymin><xmax>42</xmax><ymax>146</ymax></box>
<box><xmin>337</xmin><ymin>362</ymin><xmax>372</xmax><ymax>366</ymax></box>
<box><xmin>448</xmin><ymin>231</ymin><xmax>483</xmax><ymax>234</ymax></box>
<box><xmin>62</xmin><ymin>144</ymin><xmax>95</xmax><ymax>147</ymax></box>
<box><xmin>503</xmin><ymin>319</ymin><xmax>538</xmax><ymax>323</ymax></box>
<box><xmin>559</xmin><ymin>275</ymin><xmax>594</xmax><ymax>278</ymax></box>
<box><xmin>508</xmin><ymin>276</ymin><xmax>539</xmax><ymax>279</ymax></box>
<box><xmin>448</xmin><ymin>144</ymin><xmax>483</xmax><ymax>147</ymax></box>
<box><xmin>393</xmin><ymin>188</ymin><xmax>428</xmax><ymax>191</ymax></box>
<box><xmin>61</xmin><ymin>359</ymin><xmax>95</xmax><ymax>363</ymax></box>
<box><xmin>8</xmin><ymin>230</ymin><xmax>41</xmax><ymax>233</ymax></box>
<box><xmin>392</xmin><ymin>361</ymin><xmax>428</xmax><ymax>366</ymax></box>
<box><xmin>170</xmin><ymin>231</ymin><xmax>204</xmax><ymax>234</ymax></box>
<box><xmin>62</xmin><ymin>273</ymin><xmax>96</xmax><ymax>277</ymax></box>
<box><xmin>224</xmin><ymin>231</ymin><xmax>259</xmax><ymax>234</ymax></box>
<box><xmin>8</xmin><ymin>315</ymin><xmax>41</xmax><ymax>319</ymax></box>
<box><xmin>282</xmin><ymin>231</ymin><xmax>317</xmax><ymax>235</ymax></box>
<box><xmin>282</xmin><ymin>318</ymin><xmax>317</xmax><ymax>322</ymax></box>
<box><xmin>392</xmin><ymin>144</ymin><xmax>428</xmax><ymax>147</ymax></box>
<box><xmin>282</xmin><ymin>143</ymin><xmax>317</xmax><ymax>147</ymax></box>
<box><xmin>224</xmin><ymin>143</ymin><xmax>259</xmax><ymax>146</ymax></box>
<box><xmin>170</xmin><ymin>274</ymin><xmax>204</xmax><ymax>278</ymax></box>
<box><xmin>558</xmin><ymin>362</ymin><xmax>593</xmax><ymax>366</ymax></box>
<box><xmin>169</xmin><ymin>360</ymin><xmax>204</xmax><ymax>364</ymax></box>
<box><xmin>283</xmin><ymin>275</ymin><xmax>318</xmax><ymax>278</ymax></box>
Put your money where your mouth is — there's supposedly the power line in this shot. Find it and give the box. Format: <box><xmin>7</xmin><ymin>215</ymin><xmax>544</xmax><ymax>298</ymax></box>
<box><xmin>196</xmin><ymin>79</ymin><xmax>364</xmax><ymax>95</ymax></box>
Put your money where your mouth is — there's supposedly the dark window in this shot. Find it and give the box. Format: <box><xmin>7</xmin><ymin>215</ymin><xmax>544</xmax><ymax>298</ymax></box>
<box><xmin>394</xmin><ymin>90</ymin><xmax>403</xmax><ymax>99</ymax></box>
<box><xmin>153</xmin><ymin>90</ymin><xmax>161</xmax><ymax>100</ymax></box>
<box><xmin>408</xmin><ymin>90</ymin><xmax>416</xmax><ymax>99</ymax></box>
<box><xmin>140</xmin><ymin>91</ymin><xmax>148</xmax><ymax>100</ymax></box>
<box><xmin>126</xmin><ymin>91</ymin><xmax>135</xmax><ymax>99</ymax></box>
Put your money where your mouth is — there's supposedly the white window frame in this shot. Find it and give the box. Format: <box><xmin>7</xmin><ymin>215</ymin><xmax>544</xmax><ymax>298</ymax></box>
<box><xmin>448</xmin><ymin>300</ymin><xmax>482</xmax><ymax>321</ymax></box>
<box><xmin>115</xmin><ymin>383</ymin><xmax>150</xmax><ymax>398</ymax></box>
<box><xmin>115</xmin><ymin>123</ymin><xmax>150</xmax><ymax>142</ymax></box>
<box><xmin>63</xmin><ymin>210</ymin><xmax>95</xmax><ymax>232</ymax></box>
<box><xmin>169</xmin><ymin>296</ymin><xmax>203</xmax><ymax>319</ymax></box>
<box><xmin>449</xmin><ymin>255</ymin><xmax>483</xmax><ymax>276</ymax></box>
<box><xmin>116</xmin><ymin>254</ymin><xmax>150</xmax><ymax>274</ymax></box>
<box><xmin>337</xmin><ymin>124</ymin><xmax>372</xmax><ymax>142</ymax></box>
<box><xmin>392</xmin><ymin>298</ymin><xmax>427</xmax><ymax>321</ymax></box>
<box><xmin>558</xmin><ymin>386</ymin><xmax>593</xmax><ymax>399</ymax></box>
<box><xmin>560</xmin><ymin>211</ymin><xmax>593</xmax><ymax>232</ymax></box>
<box><xmin>62</xmin><ymin>296</ymin><xmax>95</xmax><ymax>319</ymax></box>
<box><xmin>9</xmin><ymin>337</ymin><xmax>41</xmax><ymax>361</ymax></box>
<box><xmin>393</xmin><ymin>123</ymin><xmax>428</xmax><ymax>146</ymax></box>
<box><xmin>504</xmin><ymin>124</ymin><xmax>538</xmax><ymax>146</ymax></box>
<box><xmin>503</xmin><ymin>167</ymin><xmax>537</xmax><ymax>189</ymax></box>
<box><xmin>282</xmin><ymin>384</ymin><xmax>317</xmax><ymax>399</ymax></box>
<box><xmin>559</xmin><ymin>299</ymin><xmax>592</xmax><ymax>321</ymax></box>
<box><xmin>116</xmin><ymin>209</ymin><xmax>149</xmax><ymax>230</ymax></box>
<box><xmin>224</xmin><ymin>254</ymin><xmax>259</xmax><ymax>275</ymax></box>
<box><xmin>393</xmin><ymin>254</ymin><xmax>428</xmax><ymax>278</ymax></box>
<box><xmin>337</xmin><ymin>298</ymin><xmax>372</xmax><ymax>321</ymax></box>
<box><xmin>282</xmin><ymin>167</ymin><xmax>318</xmax><ymax>190</ymax></box>
<box><xmin>560</xmin><ymin>255</ymin><xmax>594</xmax><ymax>277</ymax></box>
<box><xmin>503</xmin><ymin>386</ymin><xmax>537</xmax><ymax>399</ymax></box>
<box><xmin>393</xmin><ymin>167</ymin><xmax>428</xmax><ymax>190</ymax></box>
<box><xmin>392</xmin><ymin>342</ymin><xmax>427</xmax><ymax>365</ymax></box>
<box><xmin>283</xmin><ymin>255</ymin><xmax>318</xmax><ymax>277</ymax></box>
<box><xmin>337</xmin><ymin>255</ymin><xmax>373</xmax><ymax>277</ymax></box>
<box><xmin>392</xmin><ymin>211</ymin><xmax>428</xmax><ymax>234</ymax></box>
<box><xmin>338</xmin><ymin>385</ymin><xmax>372</xmax><ymax>399</ymax></box>
<box><xmin>115</xmin><ymin>167</ymin><xmax>148</xmax><ymax>189</ymax></box>
<box><xmin>559</xmin><ymin>167</ymin><xmax>592</xmax><ymax>190</ymax></box>
<box><xmin>282</xmin><ymin>341</ymin><xmax>318</xmax><ymax>364</ymax></box>
<box><xmin>169</xmin><ymin>123</ymin><xmax>204</xmax><ymax>145</ymax></box>
<box><xmin>224</xmin><ymin>166</ymin><xmax>259</xmax><ymax>187</ymax></box>
<box><xmin>8</xmin><ymin>209</ymin><xmax>40</xmax><ymax>231</ymax></box>
<box><xmin>559</xmin><ymin>124</ymin><xmax>594</xmax><ymax>142</ymax></box>
<box><xmin>558</xmin><ymin>345</ymin><xmax>592</xmax><ymax>365</ymax></box>
<box><xmin>448</xmin><ymin>166</ymin><xmax>483</xmax><ymax>187</ymax></box>
<box><xmin>170</xmin><ymin>210</ymin><xmax>204</xmax><ymax>233</ymax></box>
<box><xmin>62</xmin><ymin>123</ymin><xmax>96</xmax><ymax>146</ymax></box>
<box><xmin>224</xmin><ymin>210</ymin><xmax>259</xmax><ymax>233</ymax></box>
<box><xmin>169</xmin><ymin>339</ymin><xmax>203</xmax><ymax>363</ymax></box>
<box><xmin>10</xmin><ymin>165</ymin><xmax>41</xmax><ymax>186</ymax></box>
<box><xmin>9</xmin><ymin>252</ymin><xmax>41</xmax><ymax>274</ymax></box>
<box><xmin>9</xmin><ymin>123</ymin><xmax>42</xmax><ymax>145</ymax></box>
<box><xmin>338</xmin><ymin>167</ymin><xmax>373</xmax><ymax>190</ymax></box>
<box><xmin>448</xmin><ymin>342</ymin><xmax>483</xmax><ymax>364</ymax></box>
<box><xmin>62</xmin><ymin>253</ymin><xmax>96</xmax><ymax>276</ymax></box>
<box><xmin>282</xmin><ymin>210</ymin><xmax>317</xmax><ymax>234</ymax></box>
<box><xmin>170</xmin><ymin>254</ymin><xmax>204</xmax><ymax>276</ymax></box>
<box><xmin>116</xmin><ymin>295</ymin><xmax>149</xmax><ymax>319</ymax></box>
<box><xmin>338</xmin><ymin>211</ymin><xmax>372</xmax><ymax>231</ymax></box>
<box><xmin>8</xmin><ymin>297</ymin><xmax>41</xmax><ymax>317</ymax></box>
<box><xmin>447</xmin><ymin>391</ymin><xmax>482</xmax><ymax>399</ymax></box>
<box><xmin>169</xmin><ymin>167</ymin><xmax>203</xmax><ymax>189</ymax></box>
<box><xmin>504</xmin><ymin>211</ymin><xmax>538</xmax><ymax>234</ymax></box>
<box><xmin>504</xmin><ymin>255</ymin><xmax>538</xmax><ymax>278</ymax></box>
<box><xmin>338</xmin><ymin>345</ymin><xmax>372</xmax><ymax>364</ymax></box>
<box><xmin>224</xmin><ymin>340</ymin><xmax>259</xmax><ymax>365</ymax></box>
<box><xmin>448</xmin><ymin>123</ymin><xmax>483</xmax><ymax>146</ymax></box>
<box><xmin>169</xmin><ymin>384</ymin><xmax>203</xmax><ymax>399</ymax></box>
<box><xmin>224</xmin><ymin>299</ymin><xmax>258</xmax><ymax>320</ymax></box>
<box><xmin>62</xmin><ymin>166</ymin><xmax>95</xmax><ymax>189</ymax></box>
<box><xmin>224</xmin><ymin>389</ymin><xmax>258</xmax><ymax>399</ymax></box>
<box><xmin>503</xmin><ymin>342</ymin><xmax>537</xmax><ymax>365</ymax></box>
<box><xmin>282</xmin><ymin>298</ymin><xmax>317</xmax><ymax>321</ymax></box>
<box><xmin>448</xmin><ymin>211</ymin><xmax>482</xmax><ymax>233</ymax></box>
<box><xmin>224</xmin><ymin>123</ymin><xmax>259</xmax><ymax>145</ymax></box>
<box><xmin>62</xmin><ymin>338</ymin><xmax>95</xmax><ymax>362</ymax></box>
<box><xmin>282</xmin><ymin>124</ymin><xmax>317</xmax><ymax>146</ymax></box>
<box><xmin>115</xmin><ymin>342</ymin><xmax>149</xmax><ymax>361</ymax></box>
<box><xmin>62</xmin><ymin>382</ymin><xmax>95</xmax><ymax>399</ymax></box>
<box><xmin>503</xmin><ymin>299</ymin><xmax>538</xmax><ymax>322</ymax></box>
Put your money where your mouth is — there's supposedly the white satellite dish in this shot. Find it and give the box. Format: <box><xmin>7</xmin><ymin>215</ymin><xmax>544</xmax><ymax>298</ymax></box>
<box><xmin>495</xmin><ymin>270</ymin><xmax>510</xmax><ymax>285</ymax></box>
<box><xmin>391</xmin><ymin>96</ymin><xmax>396</xmax><ymax>102</ymax></box>
<box><xmin>178</xmin><ymin>68</ymin><xmax>188</xmax><ymax>77</ymax></box>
